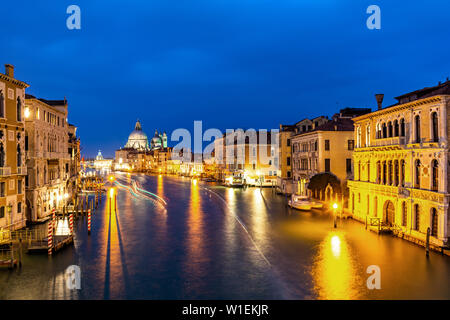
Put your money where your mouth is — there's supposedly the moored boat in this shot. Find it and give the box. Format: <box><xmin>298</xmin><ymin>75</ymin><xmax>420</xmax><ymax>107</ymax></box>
<box><xmin>288</xmin><ymin>195</ymin><xmax>312</xmax><ymax>211</ymax></box>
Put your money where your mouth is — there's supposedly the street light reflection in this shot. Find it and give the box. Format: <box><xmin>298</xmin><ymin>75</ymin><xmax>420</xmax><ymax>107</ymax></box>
<box><xmin>312</xmin><ymin>231</ymin><xmax>359</xmax><ymax>300</ymax></box>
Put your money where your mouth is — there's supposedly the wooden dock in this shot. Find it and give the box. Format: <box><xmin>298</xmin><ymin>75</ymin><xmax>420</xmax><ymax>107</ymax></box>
<box><xmin>27</xmin><ymin>235</ymin><xmax>73</xmax><ymax>254</ymax></box>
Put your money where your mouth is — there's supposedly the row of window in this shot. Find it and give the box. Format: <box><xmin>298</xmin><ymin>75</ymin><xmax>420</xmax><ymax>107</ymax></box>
<box><xmin>0</xmin><ymin>92</ymin><xmax>23</xmax><ymax>122</ymax></box>
<box><xmin>292</xmin><ymin>139</ymin><xmax>355</xmax><ymax>153</ymax></box>
<box><xmin>357</xmin><ymin>112</ymin><xmax>440</xmax><ymax>147</ymax></box>
<box><xmin>0</xmin><ymin>202</ymin><xmax>23</xmax><ymax>218</ymax></box>
<box><xmin>355</xmin><ymin>159</ymin><xmax>439</xmax><ymax>191</ymax></box>
<box><xmin>351</xmin><ymin>196</ymin><xmax>439</xmax><ymax>236</ymax></box>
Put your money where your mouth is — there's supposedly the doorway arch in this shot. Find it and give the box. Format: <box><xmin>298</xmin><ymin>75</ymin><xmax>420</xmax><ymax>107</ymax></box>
<box><xmin>384</xmin><ymin>200</ymin><xmax>395</xmax><ymax>226</ymax></box>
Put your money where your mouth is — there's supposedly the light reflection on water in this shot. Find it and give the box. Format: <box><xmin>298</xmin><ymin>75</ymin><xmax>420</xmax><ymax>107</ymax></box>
<box><xmin>311</xmin><ymin>231</ymin><xmax>360</xmax><ymax>300</ymax></box>
<box><xmin>0</xmin><ymin>174</ymin><xmax>449</xmax><ymax>299</ymax></box>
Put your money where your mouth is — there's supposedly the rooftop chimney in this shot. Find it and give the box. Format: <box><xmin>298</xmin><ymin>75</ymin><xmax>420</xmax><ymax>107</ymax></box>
<box><xmin>375</xmin><ymin>94</ymin><xmax>384</xmax><ymax>110</ymax></box>
<box><xmin>5</xmin><ymin>64</ymin><xmax>14</xmax><ymax>78</ymax></box>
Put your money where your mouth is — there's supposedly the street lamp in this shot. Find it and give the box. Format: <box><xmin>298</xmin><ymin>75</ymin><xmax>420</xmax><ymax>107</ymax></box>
<box><xmin>333</xmin><ymin>203</ymin><xmax>338</xmax><ymax>228</ymax></box>
<box><xmin>7</xmin><ymin>203</ymin><xmax>13</xmax><ymax>233</ymax></box>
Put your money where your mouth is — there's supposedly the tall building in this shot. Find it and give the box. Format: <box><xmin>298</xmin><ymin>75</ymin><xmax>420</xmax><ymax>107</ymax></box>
<box><xmin>291</xmin><ymin>108</ymin><xmax>370</xmax><ymax>196</ymax></box>
<box><xmin>0</xmin><ymin>64</ymin><xmax>29</xmax><ymax>231</ymax></box>
<box><xmin>277</xmin><ymin>116</ymin><xmax>329</xmax><ymax>194</ymax></box>
<box><xmin>68</xmin><ymin>124</ymin><xmax>80</xmax><ymax>179</ymax></box>
<box><xmin>348</xmin><ymin>82</ymin><xmax>450</xmax><ymax>248</ymax></box>
<box><xmin>24</xmin><ymin>94</ymin><xmax>73</xmax><ymax>222</ymax></box>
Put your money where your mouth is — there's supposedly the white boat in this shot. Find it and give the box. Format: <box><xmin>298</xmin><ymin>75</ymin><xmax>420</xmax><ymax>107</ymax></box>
<box><xmin>311</xmin><ymin>201</ymin><xmax>324</xmax><ymax>209</ymax></box>
<box><xmin>288</xmin><ymin>195</ymin><xmax>312</xmax><ymax>211</ymax></box>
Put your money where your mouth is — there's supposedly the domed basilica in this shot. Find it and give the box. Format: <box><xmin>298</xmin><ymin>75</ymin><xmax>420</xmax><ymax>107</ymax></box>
<box><xmin>124</xmin><ymin>120</ymin><xmax>167</xmax><ymax>151</ymax></box>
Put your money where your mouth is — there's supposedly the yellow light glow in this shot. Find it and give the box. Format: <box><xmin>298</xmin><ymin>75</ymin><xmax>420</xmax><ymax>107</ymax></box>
<box><xmin>109</xmin><ymin>188</ymin><xmax>115</xmax><ymax>198</ymax></box>
<box><xmin>332</xmin><ymin>203</ymin><xmax>338</xmax><ymax>210</ymax></box>
<box><xmin>108</xmin><ymin>175</ymin><xmax>116</xmax><ymax>182</ymax></box>
<box><xmin>312</xmin><ymin>232</ymin><xmax>359</xmax><ymax>299</ymax></box>
<box><xmin>192</xmin><ymin>179</ymin><xmax>198</xmax><ymax>185</ymax></box>
<box><xmin>64</xmin><ymin>193</ymin><xmax>69</xmax><ymax>199</ymax></box>
<box><xmin>24</xmin><ymin>107</ymin><xmax>31</xmax><ymax>119</ymax></box>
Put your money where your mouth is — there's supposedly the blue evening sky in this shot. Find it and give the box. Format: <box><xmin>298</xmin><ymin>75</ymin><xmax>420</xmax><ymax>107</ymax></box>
<box><xmin>1</xmin><ymin>0</ymin><xmax>449</xmax><ymax>157</ymax></box>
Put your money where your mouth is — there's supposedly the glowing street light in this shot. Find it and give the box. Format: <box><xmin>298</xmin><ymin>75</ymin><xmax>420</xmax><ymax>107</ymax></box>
<box><xmin>333</xmin><ymin>203</ymin><xmax>338</xmax><ymax>228</ymax></box>
<box><xmin>108</xmin><ymin>175</ymin><xmax>116</xmax><ymax>183</ymax></box>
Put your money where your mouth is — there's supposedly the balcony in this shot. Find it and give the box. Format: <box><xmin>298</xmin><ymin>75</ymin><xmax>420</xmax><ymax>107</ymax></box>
<box><xmin>0</xmin><ymin>167</ymin><xmax>11</xmax><ymax>176</ymax></box>
<box><xmin>17</xmin><ymin>166</ymin><xmax>27</xmax><ymax>175</ymax></box>
<box><xmin>356</xmin><ymin>136</ymin><xmax>406</xmax><ymax>150</ymax></box>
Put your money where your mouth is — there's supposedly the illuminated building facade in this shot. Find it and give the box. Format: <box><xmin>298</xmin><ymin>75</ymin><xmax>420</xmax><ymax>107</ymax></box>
<box><xmin>0</xmin><ymin>64</ymin><xmax>29</xmax><ymax>231</ymax></box>
<box><xmin>348</xmin><ymin>83</ymin><xmax>450</xmax><ymax>248</ymax></box>
<box><xmin>93</xmin><ymin>150</ymin><xmax>113</xmax><ymax>171</ymax></box>
<box><xmin>115</xmin><ymin>120</ymin><xmax>169</xmax><ymax>172</ymax></box>
<box><xmin>24</xmin><ymin>94</ymin><xmax>73</xmax><ymax>221</ymax></box>
<box><xmin>291</xmin><ymin>109</ymin><xmax>370</xmax><ymax>196</ymax></box>
<box><xmin>214</xmin><ymin>131</ymin><xmax>278</xmax><ymax>186</ymax></box>
<box><xmin>277</xmin><ymin>116</ymin><xmax>328</xmax><ymax>194</ymax></box>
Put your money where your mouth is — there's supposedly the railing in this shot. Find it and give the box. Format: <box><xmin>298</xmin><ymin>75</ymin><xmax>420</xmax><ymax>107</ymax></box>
<box><xmin>372</xmin><ymin>136</ymin><xmax>406</xmax><ymax>147</ymax></box>
<box><xmin>16</xmin><ymin>166</ymin><xmax>27</xmax><ymax>175</ymax></box>
<box><xmin>0</xmin><ymin>167</ymin><xmax>11</xmax><ymax>176</ymax></box>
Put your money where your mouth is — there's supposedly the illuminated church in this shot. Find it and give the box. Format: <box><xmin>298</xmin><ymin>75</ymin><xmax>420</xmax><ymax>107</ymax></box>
<box><xmin>115</xmin><ymin>120</ymin><xmax>169</xmax><ymax>172</ymax></box>
<box><xmin>123</xmin><ymin>120</ymin><xmax>167</xmax><ymax>151</ymax></box>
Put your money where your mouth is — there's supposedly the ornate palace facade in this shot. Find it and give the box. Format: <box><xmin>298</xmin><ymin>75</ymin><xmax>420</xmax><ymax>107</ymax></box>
<box><xmin>348</xmin><ymin>83</ymin><xmax>450</xmax><ymax>248</ymax></box>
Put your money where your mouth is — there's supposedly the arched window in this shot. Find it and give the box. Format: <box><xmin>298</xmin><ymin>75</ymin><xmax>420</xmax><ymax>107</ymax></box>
<box><xmin>414</xmin><ymin>204</ymin><xmax>420</xmax><ymax>231</ymax></box>
<box><xmin>388</xmin><ymin>160</ymin><xmax>393</xmax><ymax>185</ymax></box>
<box><xmin>0</xmin><ymin>90</ymin><xmax>4</xmax><ymax>118</ymax></box>
<box><xmin>415</xmin><ymin>159</ymin><xmax>421</xmax><ymax>188</ymax></box>
<box><xmin>431</xmin><ymin>112</ymin><xmax>439</xmax><ymax>142</ymax></box>
<box><xmin>376</xmin><ymin>161</ymin><xmax>381</xmax><ymax>184</ymax></box>
<box><xmin>382</xmin><ymin>161</ymin><xmax>387</xmax><ymax>185</ymax></box>
<box><xmin>357</xmin><ymin>161</ymin><xmax>361</xmax><ymax>180</ymax></box>
<box><xmin>400</xmin><ymin>159</ymin><xmax>405</xmax><ymax>187</ymax></box>
<box><xmin>415</xmin><ymin>115</ymin><xmax>421</xmax><ymax>143</ymax></box>
<box><xmin>382</xmin><ymin>123</ymin><xmax>387</xmax><ymax>138</ymax></box>
<box><xmin>402</xmin><ymin>202</ymin><xmax>407</xmax><ymax>227</ymax></box>
<box><xmin>394</xmin><ymin>120</ymin><xmax>399</xmax><ymax>137</ymax></box>
<box><xmin>17</xmin><ymin>145</ymin><xmax>22</xmax><ymax>167</ymax></box>
<box><xmin>394</xmin><ymin>160</ymin><xmax>399</xmax><ymax>186</ymax></box>
<box><xmin>432</xmin><ymin>159</ymin><xmax>438</xmax><ymax>191</ymax></box>
<box><xmin>400</xmin><ymin>118</ymin><xmax>405</xmax><ymax>137</ymax></box>
<box><xmin>431</xmin><ymin>208</ymin><xmax>438</xmax><ymax>237</ymax></box>
<box><xmin>17</xmin><ymin>97</ymin><xmax>22</xmax><ymax>122</ymax></box>
<box><xmin>0</xmin><ymin>143</ymin><xmax>4</xmax><ymax>167</ymax></box>
<box><xmin>388</xmin><ymin>121</ymin><xmax>393</xmax><ymax>137</ymax></box>
<box><xmin>376</xmin><ymin>123</ymin><xmax>381</xmax><ymax>139</ymax></box>
<box><xmin>356</xmin><ymin>126</ymin><xmax>361</xmax><ymax>148</ymax></box>
<box><xmin>367</xmin><ymin>161</ymin><xmax>370</xmax><ymax>182</ymax></box>
<box><xmin>366</xmin><ymin>125</ymin><xmax>371</xmax><ymax>146</ymax></box>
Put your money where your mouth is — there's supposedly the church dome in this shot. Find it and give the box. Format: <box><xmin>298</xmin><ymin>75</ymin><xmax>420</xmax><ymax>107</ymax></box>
<box><xmin>125</xmin><ymin>120</ymin><xmax>149</xmax><ymax>150</ymax></box>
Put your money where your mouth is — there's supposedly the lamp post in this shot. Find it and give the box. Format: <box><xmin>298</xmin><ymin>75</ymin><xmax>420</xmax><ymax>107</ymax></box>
<box><xmin>333</xmin><ymin>202</ymin><xmax>338</xmax><ymax>228</ymax></box>
<box><xmin>7</xmin><ymin>203</ymin><xmax>13</xmax><ymax>234</ymax></box>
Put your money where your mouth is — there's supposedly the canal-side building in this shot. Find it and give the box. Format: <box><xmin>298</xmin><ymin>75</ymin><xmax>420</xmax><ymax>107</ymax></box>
<box><xmin>93</xmin><ymin>150</ymin><xmax>113</xmax><ymax>171</ymax></box>
<box><xmin>115</xmin><ymin>120</ymin><xmax>170</xmax><ymax>172</ymax></box>
<box><xmin>348</xmin><ymin>82</ymin><xmax>450</xmax><ymax>248</ymax></box>
<box><xmin>291</xmin><ymin>108</ymin><xmax>370</xmax><ymax>196</ymax></box>
<box><xmin>214</xmin><ymin>130</ymin><xmax>278</xmax><ymax>186</ymax></box>
<box><xmin>277</xmin><ymin>116</ymin><xmax>329</xmax><ymax>194</ymax></box>
<box><xmin>67</xmin><ymin>124</ymin><xmax>81</xmax><ymax>179</ymax></box>
<box><xmin>24</xmin><ymin>94</ymin><xmax>72</xmax><ymax>222</ymax></box>
<box><xmin>0</xmin><ymin>64</ymin><xmax>29</xmax><ymax>231</ymax></box>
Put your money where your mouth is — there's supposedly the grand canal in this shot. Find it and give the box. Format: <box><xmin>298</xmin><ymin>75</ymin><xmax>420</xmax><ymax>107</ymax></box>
<box><xmin>1</xmin><ymin>173</ymin><xmax>449</xmax><ymax>299</ymax></box>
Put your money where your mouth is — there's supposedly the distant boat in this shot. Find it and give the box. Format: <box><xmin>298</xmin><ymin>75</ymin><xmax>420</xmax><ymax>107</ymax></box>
<box><xmin>225</xmin><ymin>176</ymin><xmax>244</xmax><ymax>187</ymax></box>
<box><xmin>288</xmin><ymin>195</ymin><xmax>312</xmax><ymax>211</ymax></box>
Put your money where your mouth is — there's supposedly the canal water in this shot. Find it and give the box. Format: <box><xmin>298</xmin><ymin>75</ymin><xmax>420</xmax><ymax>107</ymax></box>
<box><xmin>1</xmin><ymin>173</ymin><xmax>449</xmax><ymax>299</ymax></box>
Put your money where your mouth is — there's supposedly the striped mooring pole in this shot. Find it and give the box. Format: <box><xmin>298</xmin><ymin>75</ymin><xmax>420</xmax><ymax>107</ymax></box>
<box><xmin>87</xmin><ymin>209</ymin><xmax>91</xmax><ymax>235</ymax></box>
<box><xmin>52</xmin><ymin>209</ymin><xmax>56</xmax><ymax>230</ymax></box>
<box><xmin>69</xmin><ymin>213</ymin><xmax>74</xmax><ymax>235</ymax></box>
<box><xmin>47</xmin><ymin>221</ymin><xmax>53</xmax><ymax>256</ymax></box>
